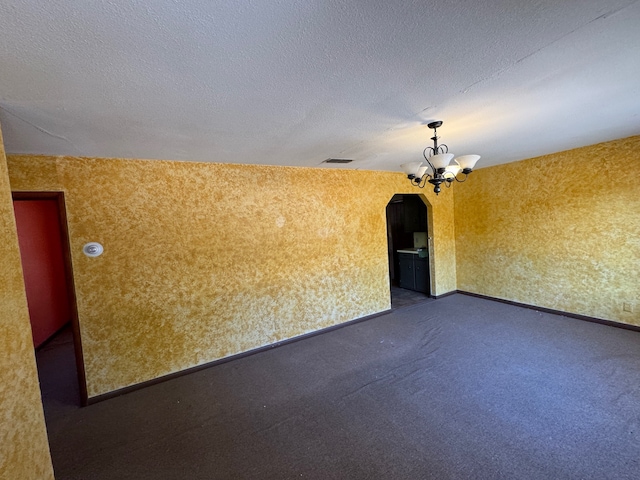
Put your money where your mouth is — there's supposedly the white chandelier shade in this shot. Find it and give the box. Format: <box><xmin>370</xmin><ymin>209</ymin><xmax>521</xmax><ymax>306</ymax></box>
<box><xmin>416</xmin><ymin>165</ymin><xmax>430</xmax><ymax>179</ymax></box>
<box><xmin>400</xmin><ymin>161</ymin><xmax>423</xmax><ymax>176</ymax></box>
<box><xmin>430</xmin><ymin>153</ymin><xmax>455</xmax><ymax>170</ymax></box>
<box><xmin>455</xmin><ymin>154</ymin><xmax>481</xmax><ymax>170</ymax></box>
<box><xmin>444</xmin><ymin>163</ymin><xmax>461</xmax><ymax>179</ymax></box>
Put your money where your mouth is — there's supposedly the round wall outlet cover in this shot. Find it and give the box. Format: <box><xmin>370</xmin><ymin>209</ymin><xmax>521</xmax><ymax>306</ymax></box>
<box><xmin>83</xmin><ymin>242</ymin><xmax>104</xmax><ymax>257</ymax></box>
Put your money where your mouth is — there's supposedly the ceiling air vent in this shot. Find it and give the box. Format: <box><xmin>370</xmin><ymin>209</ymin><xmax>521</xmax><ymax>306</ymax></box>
<box><xmin>324</xmin><ymin>158</ymin><xmax>353</xmax><ymax>164</ymax></box>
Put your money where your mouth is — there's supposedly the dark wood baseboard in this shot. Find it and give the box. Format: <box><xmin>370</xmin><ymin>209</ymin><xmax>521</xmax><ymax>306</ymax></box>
<box><xmin>431</xmin><ymin>290</ymin><xmax>459</xmax><ymax>300</ymax></box>
<box><xmin>87</xmin><ymin>308</ymin><xmax>392</xmax><ymax>405</ymax></box>
<box><xmin>458</xmin><ymin>290</ymin><xmax>640</xmax><ymax>334</ymax></box>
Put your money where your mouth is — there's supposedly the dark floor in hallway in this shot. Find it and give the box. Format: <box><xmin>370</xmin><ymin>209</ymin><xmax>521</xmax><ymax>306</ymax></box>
<box><xmin>390</xmin><ymin>285</ymin><xmax>433</xmax><ymax>309</ymax></box>
<box><xmin>36</xmin><ymin>325</ymin><xmax>82</xmax><ymax>416</ymax></box>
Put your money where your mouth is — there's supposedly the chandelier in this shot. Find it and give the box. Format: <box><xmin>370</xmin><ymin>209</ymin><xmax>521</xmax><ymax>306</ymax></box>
<box><xmin>400</xmin><ymin>121</ymin><xmax>480</xmax><ymax>195</ymax></box>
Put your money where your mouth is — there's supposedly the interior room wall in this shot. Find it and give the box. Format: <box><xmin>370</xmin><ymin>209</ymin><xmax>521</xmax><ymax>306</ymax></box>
<box><xmin>0</xmin><ymin>127</ymin><xmax>54</xmax><ymax>479</ymax></box>
<box><xmin>8</xmin><ymin>154</ymin><xmax>457</xmax><ymax>398</ymax></box>
<box><xmin>454</xmin><ymin>135</ymin><xmax>640</xmax><ymax>327</ymax></box>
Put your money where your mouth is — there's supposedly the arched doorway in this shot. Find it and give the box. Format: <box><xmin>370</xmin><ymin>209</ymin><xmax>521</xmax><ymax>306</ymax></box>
<box><xmin>385</xmin><ymin>194</ymin><xmax>433</xmax><ymax>308</ymax></box>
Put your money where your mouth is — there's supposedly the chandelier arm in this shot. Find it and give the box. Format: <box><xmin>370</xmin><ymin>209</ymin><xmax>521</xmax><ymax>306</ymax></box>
<box><xmin>423</xmin><ymin>147</ymin><xmax>436</xmax><ymax>174</ymax></box>
<box><xmin>454</xmin><ymin>173</ymin><xmax>468</xmax><ymax>183</ymax></box>
<box><xmin>418</xmin><ymin>174</ymin><xmax>429</xmax><ymax>188</ymax></box>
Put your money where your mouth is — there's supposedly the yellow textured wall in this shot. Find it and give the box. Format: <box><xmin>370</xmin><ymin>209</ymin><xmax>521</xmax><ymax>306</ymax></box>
<box><xmin>428</xmin><ymin>192</ymin><xmax>457</xmax><ymax>294</ymax></box>
<box><xmin>0</xmin><ymin>128</ymin><xmax>54</xmax><ymax>478</ymax></box>
<box><xmin>8</xmin><ymin>154</ymin><xmax>457</xmax><ymax>398</ymax></box>
<box><xmin>455</xmin><ymin>136</ymin><xmax>640</xmax><ymax>326</ymax></box>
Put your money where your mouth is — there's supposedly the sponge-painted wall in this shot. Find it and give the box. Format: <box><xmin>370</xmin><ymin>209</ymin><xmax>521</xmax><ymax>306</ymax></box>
<box><xmin>8</xmin><ymin>155</ymin><xmax>457</xmax><ymax>398</ymax></box>
<box><xmin>454</xmin><ymin>136</ymin><xmax>640</xmax><ymax>326</ymax></box>
<box><xmin>0</xmin><ymin>128</ymin><xmax>54</xmax><ymax>479</ymax></box>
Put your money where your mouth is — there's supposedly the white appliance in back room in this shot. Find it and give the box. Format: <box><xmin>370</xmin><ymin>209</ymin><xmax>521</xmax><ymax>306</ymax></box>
<box><xmin>413</xmin><ymin>232</ymin><xmax>427</xmax><ymax>249</ymax></box>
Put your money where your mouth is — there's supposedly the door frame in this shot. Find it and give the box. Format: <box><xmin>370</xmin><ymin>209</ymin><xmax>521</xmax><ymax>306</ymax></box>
<box><xmin>385</xmin><ymin>193</ymin><xmax>434</xmax><ymax>298</ymax></box>
<box><xmin>12</xmin><ymin>191</ymin><xmax>88</xmax><ymax>406</ymax></box>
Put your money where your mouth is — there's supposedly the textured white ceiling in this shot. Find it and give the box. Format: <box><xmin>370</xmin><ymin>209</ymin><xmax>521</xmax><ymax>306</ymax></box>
<box><xmin>1</xmin><ymin>0</ymin><xmax>639</xmax><ymax>171</ymax></box>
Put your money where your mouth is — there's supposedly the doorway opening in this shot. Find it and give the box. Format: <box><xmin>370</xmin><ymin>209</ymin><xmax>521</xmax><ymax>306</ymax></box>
<box><xmin>385</xmin><ymin>194</ymin><xmax>434</xmax><ymax>309</ymax></box>
<box><xmin>12</xmin><ymin>192</ymin><xmax>87</xmax><ymax>411</ymax></box>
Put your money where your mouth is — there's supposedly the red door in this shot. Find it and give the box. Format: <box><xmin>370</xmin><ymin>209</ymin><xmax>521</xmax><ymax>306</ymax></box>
<box><xmin>13</xmin><ymin>199</ymin><xmax>71</xmax><ymax>348</ymax></box>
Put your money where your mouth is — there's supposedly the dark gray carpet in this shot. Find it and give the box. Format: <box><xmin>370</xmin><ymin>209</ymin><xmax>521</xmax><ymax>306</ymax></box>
<box><xmin>39</xmin><ymin>294</ymin><xmax>640</xmax><ymax>479</ymax></box>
